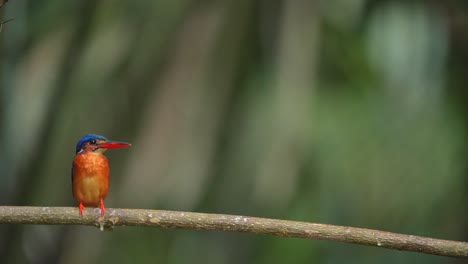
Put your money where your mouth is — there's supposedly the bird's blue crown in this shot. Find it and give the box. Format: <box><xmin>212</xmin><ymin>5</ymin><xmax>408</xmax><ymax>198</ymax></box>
<box><xmin>75</xmin><ymin>134</ymin><xmax>108</xmax><ymax>153</ymax></box>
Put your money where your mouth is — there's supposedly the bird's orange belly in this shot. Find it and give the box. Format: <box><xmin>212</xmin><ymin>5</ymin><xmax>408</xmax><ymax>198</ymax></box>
<box><xmin>73</xmin><ymin>175</ymin><xmax>108</xmax><ymax>206</ymax></box>
<box><xmin>72</xmin><ymin>153</ymin><xmax>110</xmax><ymax>207</ymax></box>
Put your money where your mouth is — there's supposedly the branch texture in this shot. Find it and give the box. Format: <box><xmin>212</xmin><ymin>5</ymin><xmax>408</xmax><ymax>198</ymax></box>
<box><xmin>0</xmin><ymin>206</ymin><xmax>466</xmax><ymax>258</ymax></box>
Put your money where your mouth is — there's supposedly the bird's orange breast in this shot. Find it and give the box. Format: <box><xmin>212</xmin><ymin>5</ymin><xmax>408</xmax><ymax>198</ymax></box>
<box><xmin>72</xmin><ymin>153</ymin><xmax>109</xmax><ymax>207</ymax></box>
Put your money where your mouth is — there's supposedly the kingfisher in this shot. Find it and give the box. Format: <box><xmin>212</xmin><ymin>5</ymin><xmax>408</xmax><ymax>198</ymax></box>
<box><xmin>72</xmin><ymin>134</ymin><xmax>131</xmax><ymax>216</ymax></box>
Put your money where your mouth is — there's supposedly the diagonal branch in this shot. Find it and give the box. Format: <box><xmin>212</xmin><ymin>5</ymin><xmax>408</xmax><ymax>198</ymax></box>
<box><xmin>0</xmin><ymin>206</ymin><xmax>466</xmax><ymax>258</ymax></box>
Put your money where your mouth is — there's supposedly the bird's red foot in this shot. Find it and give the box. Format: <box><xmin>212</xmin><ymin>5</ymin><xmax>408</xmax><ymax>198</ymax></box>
<box><xmin>79</xmin><ymin>202</ymin><xmax>84</xmax><ymax>216</ymax></box>
<box><xmin>99</xmin><ymin>199</ymin><xmax>106</xmax><ymax>216</ymax></box>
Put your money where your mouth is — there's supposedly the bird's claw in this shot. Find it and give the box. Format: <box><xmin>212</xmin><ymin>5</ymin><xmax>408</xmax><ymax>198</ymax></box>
<box><xmin>99</xmin><ymin>199</ymin><xmax>106</xmax><ymax>216</ymax></box>
<box><xmin>79</xmin><ymin>202</ymin><xmax>84</xmax><ymax>216</ymax></box>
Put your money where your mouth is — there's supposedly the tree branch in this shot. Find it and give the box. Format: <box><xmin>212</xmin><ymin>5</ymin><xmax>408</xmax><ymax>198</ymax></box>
<box><xmin>0</xmin><ymin>206</ymin><xmax>466</xmax><ymax>258</ymax></box>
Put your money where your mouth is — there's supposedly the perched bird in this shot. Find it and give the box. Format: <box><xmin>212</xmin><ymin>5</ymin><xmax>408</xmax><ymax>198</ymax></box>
<box><xmin>72</xmin><ymin>134</ymin><xmax>131</xmax><ymax>216</ymax></box>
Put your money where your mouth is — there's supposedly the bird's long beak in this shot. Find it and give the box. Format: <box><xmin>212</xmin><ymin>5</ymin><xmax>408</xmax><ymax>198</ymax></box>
<box><xmin>99</xmin><ymin>141</ymin><xmax>131</xmax><ymax>149</ymax></box>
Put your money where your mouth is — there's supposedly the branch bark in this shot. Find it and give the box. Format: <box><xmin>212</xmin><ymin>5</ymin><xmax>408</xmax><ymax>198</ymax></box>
<box><xmin>0</xmin><ymin>206</ymin><xmax>466</xmax><ymax>258</ymax></box>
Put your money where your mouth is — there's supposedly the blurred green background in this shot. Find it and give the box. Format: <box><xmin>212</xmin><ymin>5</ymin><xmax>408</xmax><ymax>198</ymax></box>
<box><xmin>1</xmin><ymin>0</ymin><xmax>467</xmax><ymax>263</ymax></box>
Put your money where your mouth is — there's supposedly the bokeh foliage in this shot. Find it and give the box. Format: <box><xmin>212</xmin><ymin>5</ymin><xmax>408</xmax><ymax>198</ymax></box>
<box><xmin>1</xmin><ymin>0</ymin><xmax>467</xmax><ymax>263</ymax></box>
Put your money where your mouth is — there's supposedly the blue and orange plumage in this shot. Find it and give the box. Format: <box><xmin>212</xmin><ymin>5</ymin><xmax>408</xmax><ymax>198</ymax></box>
<box><xmin>72</xmin><ymin>134</ymin><xmax>131</xmax><ymax>216</ymax></box>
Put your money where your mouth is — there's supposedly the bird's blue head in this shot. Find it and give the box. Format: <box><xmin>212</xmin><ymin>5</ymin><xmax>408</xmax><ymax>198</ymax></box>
<box><xmin>75</xmin><ymin>134</ymin><xmax>108</xmax><ymax>154</ymax></box>
<box><xmin>75</xmin><ymin>134</ymin><xmax>131</xmax><ymax>154</ymax></box>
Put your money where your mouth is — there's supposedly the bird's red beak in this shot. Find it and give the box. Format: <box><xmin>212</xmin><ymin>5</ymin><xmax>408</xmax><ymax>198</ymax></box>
<box><xmin>99</xmin><ymin>141</ymin><xmax>131</xmax><ymax>149</ymax></box>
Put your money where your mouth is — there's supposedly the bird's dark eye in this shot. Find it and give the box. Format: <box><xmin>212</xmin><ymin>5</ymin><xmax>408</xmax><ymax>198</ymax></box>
<box><xmin>89</xmin><ymin>139</ymin><xmax>97</xmax><ymax>145</ymax></box>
